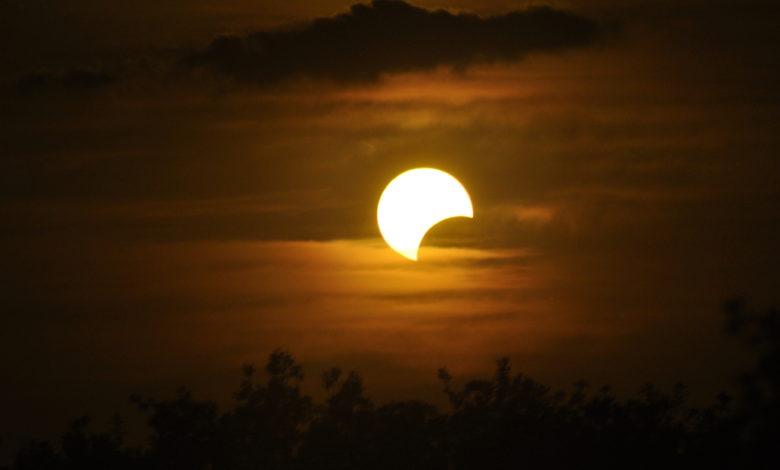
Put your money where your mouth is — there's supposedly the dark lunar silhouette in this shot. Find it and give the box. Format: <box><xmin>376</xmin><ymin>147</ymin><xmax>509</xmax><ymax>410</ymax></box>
<box><xmin>4</xmin><ymin>302</ymin><xmax>779</xmax><ymax>470</ymax></box>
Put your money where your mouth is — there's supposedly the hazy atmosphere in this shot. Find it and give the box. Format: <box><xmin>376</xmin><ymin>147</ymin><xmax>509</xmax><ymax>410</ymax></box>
<box><xmin>1</xmin><ymin>0</ymin><xmax>779</xmax><ymax>465</ymax></box>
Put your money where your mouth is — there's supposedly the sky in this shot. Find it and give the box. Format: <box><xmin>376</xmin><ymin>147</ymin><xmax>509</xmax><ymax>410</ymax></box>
<box><xmin>2</xmin><ymin>0</ymin><xmax>780</xmax><ymax>459</ymax></box>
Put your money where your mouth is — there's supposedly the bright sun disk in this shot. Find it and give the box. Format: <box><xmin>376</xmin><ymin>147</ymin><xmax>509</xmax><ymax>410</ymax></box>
<box><xmin>377</xmin><ymin>168</ymin><xmax>473</xmax><ymax>261</ymax></box>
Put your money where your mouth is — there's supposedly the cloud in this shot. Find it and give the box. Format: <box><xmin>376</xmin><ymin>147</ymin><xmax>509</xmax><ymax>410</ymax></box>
<box><xmin>14</xmin><ymin>68</ymin><xmax>116</xmax><ymax>93</ymax></box>
<box><xmin>188</xmin><ymin>0</ymin><xmax>602</xmax><ymax>85</ymax></box>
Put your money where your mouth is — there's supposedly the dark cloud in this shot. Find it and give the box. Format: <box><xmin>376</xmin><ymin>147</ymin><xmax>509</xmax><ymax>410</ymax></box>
<box><xmin>0</xmin><ymin>0</ymin><xmax>21</xmax><ymax>15</ymax></box>
<box><xmin>188</xmin><ymin>0</ymin><xmax>602</xmax><ymax>84</ymax></box>
<box><xmin>13</xmin><ymin>68</ymin><xmax>116</xmax><ymax>93</ymax></box>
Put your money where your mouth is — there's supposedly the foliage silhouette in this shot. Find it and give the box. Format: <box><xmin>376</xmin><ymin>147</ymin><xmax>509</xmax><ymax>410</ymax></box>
<box><xmin>724</xmin><ymin>299</ymin><xmax>780</xmax><ymax>470</ymax></box>
<box><xmin>4</xmin><ymin>305</ymin><xmax>779</xmax><ymax>470</ymax></box>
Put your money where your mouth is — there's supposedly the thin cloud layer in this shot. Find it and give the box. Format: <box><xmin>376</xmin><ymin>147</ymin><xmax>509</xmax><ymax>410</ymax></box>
<box><xmin>188</xmin><ymin>0</ymin><xmax>601</xmax><ymax>84</ymax></box>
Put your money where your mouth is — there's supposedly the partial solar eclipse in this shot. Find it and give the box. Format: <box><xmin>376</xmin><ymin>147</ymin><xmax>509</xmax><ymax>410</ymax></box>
<box><xmin>378</xmin><ymin>168</ymin><xmax>473</xmax><ymax>260</ymax></box>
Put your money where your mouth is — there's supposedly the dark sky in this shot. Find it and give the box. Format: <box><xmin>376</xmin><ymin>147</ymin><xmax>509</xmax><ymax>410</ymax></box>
<box><xmin>2</xmin><ymin>0</ymin><xmax>780</xmax><ymax>461</ymax></box>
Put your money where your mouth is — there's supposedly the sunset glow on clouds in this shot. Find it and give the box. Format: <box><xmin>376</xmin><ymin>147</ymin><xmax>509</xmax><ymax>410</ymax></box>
<box><xmin>2</xmin><ymin>0</ymin><xmax>779</xmax><ymax>460</ymax></box>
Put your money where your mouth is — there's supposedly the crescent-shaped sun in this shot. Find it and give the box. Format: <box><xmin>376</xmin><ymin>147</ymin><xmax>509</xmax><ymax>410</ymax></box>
<box><xmin>377</xmin><ymin>168</ymin><xmax>473</xmax><ymax>260</ymax></box>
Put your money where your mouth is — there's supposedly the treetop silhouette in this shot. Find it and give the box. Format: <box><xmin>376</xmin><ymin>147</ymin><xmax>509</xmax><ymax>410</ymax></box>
<box><xmin>4</xmin><ymin>303</ymin><xmax>779</xmax><ymax>470</ymax></box>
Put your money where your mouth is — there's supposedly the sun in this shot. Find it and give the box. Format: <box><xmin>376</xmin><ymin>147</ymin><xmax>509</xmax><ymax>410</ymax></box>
<box><xmin>377</xmin><ymin>168</ymin><xmax>473</xmax><ymax>260</ymax></box>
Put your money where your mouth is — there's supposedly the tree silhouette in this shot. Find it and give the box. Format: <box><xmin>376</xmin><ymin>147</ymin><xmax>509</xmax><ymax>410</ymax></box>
<box><xmin>8</xmin><ymin>416</ymin><xmax>135</xmax><ymax>470</ymax></box>
<box><xmin>4</xmin><ymin>302</ymin><xmax>779</xmax><ymax>470</ymax></box>
<box><xmin>724</xmin><ymin>299</ymin><xmax>780</xmax><ymax>469</ymax></box>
